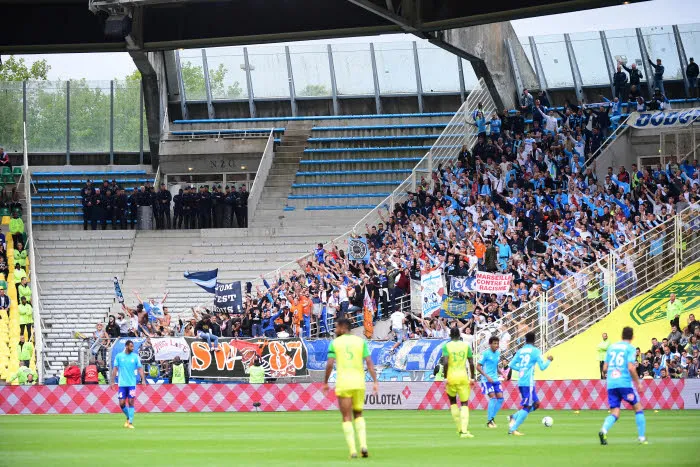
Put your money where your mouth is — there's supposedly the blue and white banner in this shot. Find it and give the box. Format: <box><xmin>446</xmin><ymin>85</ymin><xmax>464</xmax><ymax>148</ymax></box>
<box><xmin>348</xmin><ymin>237</ymin><xmax>370</xmax><ymax>263</ymax></box>
<box><xmin>628</xmin><ymin>108</ymin><xmax>700</xmax><ymax>129</ymax></box>
<box><xmin>184</xmin><ymin>269</ymin><xmax>219</xmax><ymax>294</ymax></box>
<box><xmin>305</xmin><ymin>339</ymin><xmax>330</xmax><ymax>371</ymax></box>
<box><xmin>214</xmin><ymin>281</ymin><xmax>243</xmax><ymax>314</ymax></box>
<box><xmin>450</xmin><ymin>276</ymin><xmax>477</xmax><ymax>293</ymax></box>
<box><xmin>393</xmin><ymin>339</ymin><xmax>448</xmax><ymax>371</ymax></box>
<box><xmin>421</xmin><ymin>269</ymin><xmax>444</xmax><ymax>317</ymax></box>
<box><xmin>113</xmin><ymin>276</ymin><xmax>124</xmax><ymax>304</ymax></box>
<box><xmin>110</xmin><ymin>337</ymin><xmax>147</xmax><ymax>368</ymax></box>
<box><xmin>440</xmin><ymin>295</ymin><xmax>473</xmax><ymax>320</ymax></box>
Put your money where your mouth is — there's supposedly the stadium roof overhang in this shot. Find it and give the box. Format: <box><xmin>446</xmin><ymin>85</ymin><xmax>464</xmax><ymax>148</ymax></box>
<box><xmin>1</xmin><ymin>0</ymin><xmax>646</xmax><ymax>54</ymax></box>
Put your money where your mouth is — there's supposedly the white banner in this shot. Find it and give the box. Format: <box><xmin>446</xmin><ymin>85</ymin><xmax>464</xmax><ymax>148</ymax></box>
<box><xmin>628</xmin><ymin>108</ymin><xmax>700</xmax><ymax>129</ymax></box>
<box><xmin>421</xmin><ymin>269</ymin><xmax>444</xmax><ymax>317</ymax></box>
<box><xmin>475</xmin><ymin>272</ymin><xmax>512</xmax><ymax>294</ymax></box>
<box><xmin>361</xmin><ymin>382</ymin><xmax>433</xmax><ymax>410</ymax></box>
<box><xmin>681</xmin><ymin>379</ymin><xmax>700</xmax><ymax>410</ymax></box>
<box><xmin>150</xmin><ymin>337</ymin><xmax>191</xmax><ymax>361</ymax></box>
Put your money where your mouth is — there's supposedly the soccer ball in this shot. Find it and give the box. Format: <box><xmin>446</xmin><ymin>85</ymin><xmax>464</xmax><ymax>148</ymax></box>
<box><xmin>542</xmin><ymin>416</ymin><xmax>554</xmax><ymax>427</ymax></box>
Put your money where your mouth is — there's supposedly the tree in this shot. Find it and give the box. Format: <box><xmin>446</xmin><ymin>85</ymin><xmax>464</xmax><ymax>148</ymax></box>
<box><xmin>0</xmin><ymin>55</ymin><xmax>50</xmax><ymax>81</ymax></box>
<box><xmin>180</xmin><ymin>60</ymin><xmax>243</xmax><ymax>100</ymax></box>
<box><xmin>113</xmin><ymin>71</ymin><xmax>144</xmax><ymax>152</ymax></box>
<box><xmin>298</xmin><ymin>84</ymin><xmax>330</xmax><ymax>97</ymax></box>
<box><xmin>0</xmin><ymin>56</ymin><xmax>50</xmax><ymax>152</ymax></box>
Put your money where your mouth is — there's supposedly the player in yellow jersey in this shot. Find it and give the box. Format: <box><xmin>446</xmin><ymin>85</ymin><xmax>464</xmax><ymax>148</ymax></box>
<box><xmin>441</xmin><ymin>326</ymin><xmax>476</xmax><ymax>438</ymax></box>
<box><xmin>323</xmin><ymin>318</ymin><xmax>379</xmax><ymax>459</ymax></box>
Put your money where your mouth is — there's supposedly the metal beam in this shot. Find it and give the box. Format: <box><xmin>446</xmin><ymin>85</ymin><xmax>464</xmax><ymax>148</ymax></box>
<box><xmin>636</xmin><ymin>28</ymin><xmax>654</xmax><ymax>98</ymax></box>
<box><xmin>243</xmin><ymin>47</ymin><xmax>257</xmax><ymax>118</ymax></box>
<box><xmin>285</xmin><ymin>45</ymin><xmax>298</xmax><ymax>117</ymax></box>
<box><xmin>672</xmin><ymin>24</ymin><xmax>690</xmax><ymax>98</ymax></box>
<box><xmin>528</xmin><ymin>36</ymin><xmax>548</xmax><ymax>92</ymax></box>
<box><xmin>139</xmin><ymin>86</ymin><xmax>144</xmax><ymax>165</ymax></box>
<box><xmin>457</xmin><ymin>56</ymin><xmax>466</xmax><ymax>103</ymax></box>
<box><xmin>66</xmin><ymin>81</ymin><xmax>70</xmax><ymax>165</ymax></box>
<box><xmin>505</xmin><ymin>38</ymin><xmax>525</xmax><ymax>103</ymax></box>
<box><xmin>174</xmin><ymin>50</ymin><xmax>189</xmax><ymax>120</ymax></box>
<box><xmin>22</xmin><ymin>80</ymin><xmax>27</xmax><ymax>125</ymax></box>
<box><xmin>327</xmin><ymin>44</ymin><xmax>340</xmax><ymax>115</ymax></box>
<box><xmin>109</xmin><ymin>80</ymin><xmax>114</xmax><ymax>165</ymax></box>
<box><xmin>564</xmin><ymin>33</ymin><xmax>584</xmax><ymax>103</ymax></box>
<box><xmin>599</xmin><ymin>30</ymin><xmax>616</xmax><ymax>97</ymax></box>
<box><xmin>201</xmin><ymin>49</ymin><xmax>216</xmax><ymax>119</ymax></box>
<box><xmin>412</xmin><ymin>41</ymin><xmax>423</xmax><ymax>113</ymax></box>
<box><xmin>345</xmin><ymin>0</ymin><xmax>419</xmax><ymax>33</ymax></box>
<box><xmin>369</xmin><ymin>42</ymin><xmax>382</xmax><ymax>114</ymax></box>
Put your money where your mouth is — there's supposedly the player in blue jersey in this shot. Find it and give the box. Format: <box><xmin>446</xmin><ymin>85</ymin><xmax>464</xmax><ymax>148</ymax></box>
<box><xmin>506</xmin><ymin>332</ymin><xmax>553</xmax><ymax>435</ymax></box>
<box><xmin>599</xmin><ymin>326</ymin><xmax>647</xmax><ymax>445</ymax></box>
<box><xmin>477</xmin><ymin>336</ymin><xmax>504</xmax><ymax>428</ymax></box>
<box><xmin>112</xmin><ymin>340</ymin><xmax>146</xmax><ymax>429</ymax></box>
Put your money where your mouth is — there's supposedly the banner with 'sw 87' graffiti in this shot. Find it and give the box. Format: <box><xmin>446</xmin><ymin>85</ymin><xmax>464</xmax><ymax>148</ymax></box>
<box><xmin>185</xmin><ymin>337</ymin><xmax>308</xmax><ymax>379</ymax></box>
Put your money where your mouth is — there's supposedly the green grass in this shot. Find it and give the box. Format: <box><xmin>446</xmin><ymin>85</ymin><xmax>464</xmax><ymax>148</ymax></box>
<box><xmin>1</xmin><ymin>410</ymin><xmax>698</xmax><ymax>466</ymax></box>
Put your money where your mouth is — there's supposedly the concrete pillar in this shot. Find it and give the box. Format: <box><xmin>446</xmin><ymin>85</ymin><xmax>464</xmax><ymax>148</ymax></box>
<box><xmin>130</xmin><ymin>50</ymin><xmax>167</xmax><ymax>167</ymax></box>
<box><xmin>432</xmin><ymin>22</ymin><xmax>537</xmax><ymax>111</ymax></box>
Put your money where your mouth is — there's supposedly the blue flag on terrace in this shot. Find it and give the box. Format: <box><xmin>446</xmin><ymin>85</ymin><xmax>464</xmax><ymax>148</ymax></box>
<box><xmin>439</xmin><ymin>295</ymin><xmax>473</xmax><ymax>320</ymax></box>
<box><xmin>184</xmin><ymin>269</ymin><xmax>219</xmax><ymax>294</ymax></box>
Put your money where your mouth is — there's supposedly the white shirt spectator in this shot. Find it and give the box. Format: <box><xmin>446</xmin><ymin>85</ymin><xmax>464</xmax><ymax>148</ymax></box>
<box><xmin>390</xmin><ymin>311</ymin><xmax>405</xmax><ymax>331</ymax></box>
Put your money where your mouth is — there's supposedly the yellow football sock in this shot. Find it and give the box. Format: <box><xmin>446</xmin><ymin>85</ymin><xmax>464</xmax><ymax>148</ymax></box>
<box><xmin>460</xmin><ymin>406</ymin><xmax>470</xmax><ymax>433</ymax></box>
<box><xmin>354</xmin><ymin>417</ymin><xmax>367</xmax><ymax>450</ymax></box>
<box><xmin>450</xmin><ymin>404</ymin><xmax>461</xmax><ymax>432</ymax></box>
<box><xmin>342</xmin><ymin>421</ymin><xmax>356</xmax><ymax>455</ymax></box>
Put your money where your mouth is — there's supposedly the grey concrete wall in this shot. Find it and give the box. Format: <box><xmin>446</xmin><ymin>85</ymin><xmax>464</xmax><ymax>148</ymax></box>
<box><xmin>593</xmin><ymin>130</ymin><xmax>635</xmax><ymax>182</ymax></box>
<box><xmin>158</xmin><ymin>153</ymin><xmax>263</xmax><ymax>175</ymax></box>
<box><xmin>160</xmin><ymin>137</ymin><xmax>267</xmax><ymax>156</ymax></box>
<box><xmin>437</xmin><ymin>22</ymin><xmax>538</xmax><ymax>110</ymax></box>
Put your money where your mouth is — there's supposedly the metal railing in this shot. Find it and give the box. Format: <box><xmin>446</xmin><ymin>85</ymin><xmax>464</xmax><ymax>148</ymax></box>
<box><xmin>247</xmin><ymin>129</ymin><xmax>275</xmax><ymax>222</ymax></box>
<box><xmin>259</xmin><ymin>78</ymin><xmax>496</xmax><ymax>281</ymax></box>
<box><xmin>475</xmin><ymin>204</ymin><xmax>699</xmax><ymax>359</ymax></box>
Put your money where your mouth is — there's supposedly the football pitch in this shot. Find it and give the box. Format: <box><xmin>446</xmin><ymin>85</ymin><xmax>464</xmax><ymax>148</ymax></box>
<box><xmin>1</xmin><ymin>410</ymin><xmax>698</xmax><ymax>466</ymax></box>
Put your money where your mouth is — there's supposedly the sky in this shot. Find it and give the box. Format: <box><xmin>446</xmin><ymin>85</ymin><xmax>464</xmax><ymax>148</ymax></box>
<box><xmin>7</xmin><ymin>0</ymin><xmax>700</xmax><ymax>81</ymax></box>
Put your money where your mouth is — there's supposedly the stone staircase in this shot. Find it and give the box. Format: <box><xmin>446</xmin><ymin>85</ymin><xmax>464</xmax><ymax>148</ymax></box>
<box><xmin>250</xmin><ymin>122</ymin><xmax>313</xmax><ymax>229</ymax></box>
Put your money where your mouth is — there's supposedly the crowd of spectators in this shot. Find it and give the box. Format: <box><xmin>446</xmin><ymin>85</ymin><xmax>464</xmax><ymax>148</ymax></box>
<box><xmin>80</xmin><ymin>180</ymin><xmax>249</xmax><ymax>231</ymax></box>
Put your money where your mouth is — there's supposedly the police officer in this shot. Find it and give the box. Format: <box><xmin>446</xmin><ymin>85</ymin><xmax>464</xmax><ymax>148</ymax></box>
<box><xmin>182</xmin><ymin>186</ymin><xmax>194</xmax><ymax>229</ymax></box>
<box><xmin>115</xmin><ymin>188</ymin><xmax>128</xmax><ymax>230</ymax></box>
<box><xmin>235</xmin><ymin>185</ymin><xmax>249</xmax><ymax>228</ymax></box>
<box><xmin>223</xmin><ymin>185</ymin><xmax>236</xmax><ymax>228</ymax></box>
<box><xmin>173</xmin><ymin>188</ymin><xmax>184</xmax><ymax>229</ymax></box>
<box><xmin>212</xmin><ymin>185</ymin><xmax>224</xmax><ymax>228</ymax></box>
<box><xmin>127</xmin><ymin>188</ymin><xmax>138</xmax><ymax>229</ymax></box>
<box><xmin>198</xmin><ymin>185</ymin><xmax>212</xmax><ymax>229</ymax></box>
<box><xmin>103</xmin><ymin>189</ymin><xmax>115</xmax><ymax>229</ymax></box>
<box><xmin>81</xmin><ymin>182</ymin><xmax>95</xmax><ymax>231</ymax></box>
<box><xmin>92</xmin><ymin>188</ymin><xmax>104</xmax><ymax>230</ymax></box>
<box><xmin>156</xmin><ymin>183</ymin><xmax>172</xmax><ymax>229</ymax></box>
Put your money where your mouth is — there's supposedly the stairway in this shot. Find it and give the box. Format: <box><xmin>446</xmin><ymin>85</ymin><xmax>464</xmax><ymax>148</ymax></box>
<box><xmin>250</xmin><ymin>122</ymin><xmax>313</xmax><ymax>229</ymax></box>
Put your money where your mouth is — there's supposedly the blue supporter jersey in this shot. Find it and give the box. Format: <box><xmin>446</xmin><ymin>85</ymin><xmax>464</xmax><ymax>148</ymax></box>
<box><xmin>605</xmin><ymin>341</ymin><xmax>636</xmax><ymax>389</ymax></box>
<box><xmin>114</xmin><ymin>351</ymin><xmax>142</xmax><ymax>387</ymax></box>
<box><xmin>478</xmin><ymin>349</ymin><xmax>500</xmax><ymax>382</ymax></box>
<box><xmin>508</xmin><ymin>344</ymin><xmax>550</xmax><ymax>387</ymax></box>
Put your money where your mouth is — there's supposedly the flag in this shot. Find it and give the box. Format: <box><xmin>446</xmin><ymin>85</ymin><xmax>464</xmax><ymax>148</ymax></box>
<box><xmin>363</xmin><ymin>289</ymin><xmax>375</xmax><ymax>339</ymax></box>
<box><xmin>184</xmin><ymin>269</ymin><xmax>218</xmax><ymax>294</ymax></box>
<box><xmin>348</xmin><ymin>237</ymin><xmax>370</xmax><ymax>263</ymax></box>
<box><xmin>440</xmin><ymin>295</ymin><xmax>473</xmax><ymax>320</ymax></box>
<box><xmin>450</xmin><ymin>276</ymin><xmax>477</xmax><ymax>293</ymax></box>
<box><xmin>113</xmin><ymin>276</ymin><xmax>124</xmax><ymax>304</ymax></box>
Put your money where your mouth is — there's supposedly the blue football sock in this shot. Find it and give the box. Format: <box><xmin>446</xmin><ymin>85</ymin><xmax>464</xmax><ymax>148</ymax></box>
<box><xmin>494</xmin><ymin>398</ymin><xmax>504</xmax><ymax>417</ymax></box>
<box><xmin>121</xmin><ymin>406</ymin><xmax>129</xmax><ymax>419</ymax></box>
<box><xmin>127</xmin><ymin>407</ymin><xmax>135</xmax><ymax>423</ymax></box>
<box><xmin>511</xmin><ymin>409</ymin><xmax>529</xmax><ymax>431</ymax></box>
<box><xmin>635</xmin><ymin>411</ymin><xmax>646</xmax><ymax>438</ymax></box>
<box><xmin>601</xmin><ymin>414</ymin><xmax>618</xmax><ymax>433</ymax></box>
<box><xmin>487</xmin><ymin>399</ymin><xmax>496</xmax><ymax>420</ymax></box>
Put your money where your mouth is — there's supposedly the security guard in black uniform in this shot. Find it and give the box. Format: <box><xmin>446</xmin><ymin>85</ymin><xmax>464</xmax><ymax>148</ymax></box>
<box><xmin>182</xmin><ymin>186</ymin><xmax>195</xmax><ymax>229</ymax></box>
<box><xmin>173</xmin><ymin>188</ymin><xmax>184</xmax><ymax>229</ymax></box>
<box><xmin>103</xmin><ymin>189</ymin><xmax>115</xmax><ymax>229</ymax></box>
<box><xmin>115</xmin><ymin>188</ymin><xmax>128</xmax><ymax>230</ymax></box>
<box><xmin>81</xmin><ymin>181</ymin><xmax>95</xmax><ymax>231</ymax></box>
<box><xmin>198</xmin><ymin>185</ymin><xmax>212</xmax><ymax>229</ymax></box>
<box><xmin>223</xmin><ymin>185</ymin><xmax>236</xmax><ymax>228</ymax></box>
<box><xmin>212</xmin><ymin>185</ymin><xmax>224</xmax><ymax>228</ymax></box>
<box><xmin>92</xmin><ymin>188</ymin><xmax>105</xmax><ymax>230</ymax></box>
<box><xmin>127</xmin><ymin>188</ymin><xmax>138</xmax><ymax>229</ymax></box>
<box><xmin>235</xmin><ymin>185</ymin><xmax>249</xmax><ymax>228</ymax></box>
<box><xmin>156</xmin><ymin>183</ymin><xmax>172</xmax><ymax>229</ymax></box>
